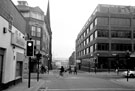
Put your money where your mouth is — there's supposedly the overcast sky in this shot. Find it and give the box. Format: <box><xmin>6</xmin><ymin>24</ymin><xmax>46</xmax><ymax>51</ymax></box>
<box><xmin>12</xmin><ymin>0</ymin><xmax>135</xmax><ymax>60</ymax></box>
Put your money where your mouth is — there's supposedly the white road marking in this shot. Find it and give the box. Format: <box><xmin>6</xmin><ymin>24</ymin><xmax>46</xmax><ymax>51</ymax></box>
<box><xmin>46</xmin><ymin>88</ymin><xmax>135</xmax><ymax>91</ymax></box>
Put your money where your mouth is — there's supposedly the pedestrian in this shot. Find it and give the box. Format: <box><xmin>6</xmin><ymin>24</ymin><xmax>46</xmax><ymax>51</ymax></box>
<box><xmin>60</xmin><ymin>66</ymin><xmax>64</xmax><ymax>76</ymax></box>
<box><xmin>68</xmin><ymin>66</ymin><xmax>72</xmax><ymax>74</ymax></box>
<box><xmin>74</xmin><ymin>66</ymin><xmax>77</xmax><ymax>75</ymax></box>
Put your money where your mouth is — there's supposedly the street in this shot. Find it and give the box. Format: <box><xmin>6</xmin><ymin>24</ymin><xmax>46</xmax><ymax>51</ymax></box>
<box><xmin>37</xmin><ymin>70</ymin><xmax>135</xmax><ymax>91</ymax></box>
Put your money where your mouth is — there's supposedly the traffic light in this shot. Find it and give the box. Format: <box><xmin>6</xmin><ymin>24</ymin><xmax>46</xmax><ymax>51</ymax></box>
<box><xmin>26</xmin><ymin>40</ymin><xmax>34</xmax><ymax>56</ymax></box>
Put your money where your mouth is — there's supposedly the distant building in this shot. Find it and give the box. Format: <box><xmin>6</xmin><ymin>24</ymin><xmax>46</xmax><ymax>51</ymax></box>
<box><xmin>0</xmin><ymin>0</ymin><xmax>26</xmax><ymax>89</ymax></box>
<box><xmin>69</xmin><ymin>51</ymin><xmax>76</xmax><ymax>65</ymax></box>
<box><xmin>76</xmin><ymin>4</ymin><xmax>135</xmax><ymax>70</ymax></box>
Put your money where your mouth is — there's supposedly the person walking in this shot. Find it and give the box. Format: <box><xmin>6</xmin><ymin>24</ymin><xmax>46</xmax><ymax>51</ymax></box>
<box><xmin>60</xmin><ymin>66</ymin><xmax>64</xmax><ymax>76</ymax></box>
<box><xmin>74</xmin><ymin>66</ymin><xmax>77</xmax><ymax>75</ymax></box>
<box><xmin>68</xmin><ymin>66</ymin><xmax>72</xmax><ymax>74</ymax></box>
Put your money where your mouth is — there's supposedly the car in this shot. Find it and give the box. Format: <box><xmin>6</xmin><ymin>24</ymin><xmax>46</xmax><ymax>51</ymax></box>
<box><xmin>121</xmin><ymin>70</ymin><xmax>135</xmax><ymax>77</ymax></box>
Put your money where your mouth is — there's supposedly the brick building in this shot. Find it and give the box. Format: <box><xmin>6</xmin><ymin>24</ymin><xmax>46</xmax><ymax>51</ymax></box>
<box><xmin>17</xmin><ymin>1</ymin><xmax>52</xmax><ymax>72</ymax></box>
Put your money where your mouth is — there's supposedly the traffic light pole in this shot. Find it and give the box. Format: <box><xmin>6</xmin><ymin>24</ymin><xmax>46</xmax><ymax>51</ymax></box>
<box><xmin>28</xmin><ymin>57</ymin><xmax>31</xmax><ymax>88</ymax></box>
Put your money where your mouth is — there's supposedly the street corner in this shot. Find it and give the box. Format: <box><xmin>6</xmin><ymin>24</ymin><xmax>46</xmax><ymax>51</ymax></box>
<box><xmin>29</xmin><ymin>80</ymin><xmax>46</xmax><ymax>91</ymax></box>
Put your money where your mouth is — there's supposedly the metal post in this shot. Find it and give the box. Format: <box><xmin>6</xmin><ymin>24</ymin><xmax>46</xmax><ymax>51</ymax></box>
<box><xmin>117</xmin><ymin>55</ymin><xmax>119</xmax><ymax>75</ymax></box>
<box><xmin>95</xmin><ymin>58</ymin><xmax>96</xmax><ymax>74</ymax></box>
<box><xmin>28</xmin><ymin>57</ymin><xmax>31</xmax><ymax>88</ymax></box>
<box><xmin>126</xmin><ymin>50</ymin><xmax>130</xmax><ymax>82</ymax></box>
<box><xmin>89</xmin><ymin>62</ymin><xmax>90</xmax><ymax>73</ymax></box>
<box><xmin>37</xmin><ymin>58</ymin><xmax>39</xmax><ymax>81</ymax></box>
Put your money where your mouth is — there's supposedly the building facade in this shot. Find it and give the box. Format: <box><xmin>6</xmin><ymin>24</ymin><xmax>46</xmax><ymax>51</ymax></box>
<box><xmin>69</xmin><ymin>51</ymin><xmax>76</xmax><ymax>66</ymax></box>
<box><xmin>0</xmin><ymin>0</ymin><xmax>26</xmax><ymax>89</ymax></box>
<box><xmin>76</xmin><ymin>4</ymin><xmax>135</xmax><ymax>71</ymax></box>
<box><xmin>17</xmin><ymin>1</ymin><xmax>52</xmax><ymax>72</ymax></box>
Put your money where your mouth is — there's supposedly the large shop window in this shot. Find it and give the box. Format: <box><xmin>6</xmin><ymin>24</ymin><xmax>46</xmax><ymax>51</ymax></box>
<box><xmin>111</xmin><ymin>43</ymin><xmax>132</xmax><ymax>51</ymax></box>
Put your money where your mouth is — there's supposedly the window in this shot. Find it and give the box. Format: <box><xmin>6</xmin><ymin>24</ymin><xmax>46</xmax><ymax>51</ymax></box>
<box><xmin>87</xmin><ymin>28</ymin><xmax>89</xmax><ymax>34</ymax></box>
<box><xmin>95</xmin><ymin>31</ymin><xmax>97</xmax><ymax>38</ymax></box>
<box><xmin>16</xmin><ymin>61</ymin><xmax>23</xmax><ymax>77</ymax></box>
<box><xmin>36</xmin><ymin>40</ymin><xmax>40</xmax><ymax>50</ymax></box>
<box><xmin>98</xmin><ymin>30</ymin><xmax>109</xmax><ymax>37</ymax></box>
<box><xmin>37</xmin><ymin>27</ymin><xmax>41</xmax><ymax>37</ymax></box>
<box><xmin>110</xmin><ymin>18</ymin><xmax>130</xmax><ymax>26</ymax></box>
<box><xmin>111</xmin><ymin>30</ymin><xmax>131</xmax><ymax>38</ymax></box>
<box><xmin>133</xmin><ymin>31</ymin><xmax>135</xmax><ymax>38</ymax></box>
<box><xmin>86</xmin><ymin>47</ymin><xmax>89</xmax><ymax>54</ymax></box>
<box><xmin>111</xmin><ymin>43</ymin><xmax>131</xmax><ymax>51</ymax></box>
<box><xmin>83</xmin><ymin>32</ymin><xmax>86</xmax><ymax>37</ymax></box>
<box><xmin>97</xmin><ymin>43</ymin><xmax>109</xmax><ymax>51</ymax></box>
<box><xmin>84</xmin><ymin>49</ymin><xmax>85</xmax><ymax>55</ymax></box>
<box><xmin>83</xmin><ymin>41</ymin><xmax>85</xmax><ymax>46</ymax></box>
<box><xmin>90</xmin><ymin>34</ymin><xmax>93</xmax><ymax>41</ymax></box>
<box><xmin>95</xmin><ymin>18</ymin><xmax>97</xmax><ymax>26</ymax></box>
<box><xmin>31</xmin><ymin>26</ymin><xmax>36</xmax><ymax>36</ymax></box>
<box><xmin>86</xmin><ymin>38</ymin><xmax>89</xmax><ymax>44</ymax></box>
<box><xmin>90</xmin><ymin>23</ymin><xmax>93</xmax><ymax>31</ymax></box>
<box><xmin>90</xmin><ymin>46</ymin><xmax>93</xmax><ymax>53</ymax></box>
<box><xmin>96</xmin><ymin>17</ymin><xmax>108</xmax><ymax>26</ymax></box>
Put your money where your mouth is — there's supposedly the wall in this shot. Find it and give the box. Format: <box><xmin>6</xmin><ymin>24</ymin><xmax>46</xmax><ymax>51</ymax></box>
<box><xmin>0</xmin><ymin>16</ymin><xmax>25</xmax><ymax>83</ymax></box>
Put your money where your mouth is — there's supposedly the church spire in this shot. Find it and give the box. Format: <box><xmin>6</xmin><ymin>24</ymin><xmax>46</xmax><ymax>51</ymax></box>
<box><xmin>46</xmin><ymin>0</ymin><xmax>51</xmax><ymax>27</ymax></box>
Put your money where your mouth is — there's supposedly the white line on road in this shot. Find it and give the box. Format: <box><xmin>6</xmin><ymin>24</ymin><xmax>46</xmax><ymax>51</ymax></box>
<box><xmin>45</xmin><ymin>88</ymin><xmax>135</xmax><ymax>91</ymax></box>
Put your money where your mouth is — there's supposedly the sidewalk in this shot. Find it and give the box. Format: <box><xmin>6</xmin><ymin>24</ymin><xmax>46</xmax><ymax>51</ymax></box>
<box><xmin>115</xmin><ymin>78</ymin><xmax>135</xmax><ymax>88</ymax></box>
<box><xmin>3</xmin><ymin>79</ymin><xmax>45</xmax><ymax>91</ymax></box>
<box><xmin>3</xmin><ymin>71</ymin><xmax>54</xmax><ymax>91</ymax></box>
<box><xmin>81</xmin><ymin>71</ymin><xmax>135</xmax><ymax>88</ymax></box>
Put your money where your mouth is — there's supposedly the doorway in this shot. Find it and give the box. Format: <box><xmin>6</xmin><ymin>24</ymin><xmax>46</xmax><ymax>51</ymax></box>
<box><xmin>0</xmin><ymin>48</ymin><xmax>4</xmax><ymax>90</ymax></box>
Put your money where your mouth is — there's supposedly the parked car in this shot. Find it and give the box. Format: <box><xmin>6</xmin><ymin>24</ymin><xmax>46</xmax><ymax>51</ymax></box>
<box><xmin>121</xmin><ymin>70</ymin><xmax>135</xmax><ymax>77</ymax></box>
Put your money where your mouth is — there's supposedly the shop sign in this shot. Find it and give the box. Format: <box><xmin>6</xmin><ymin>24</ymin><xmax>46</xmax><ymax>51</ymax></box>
<box><xmin>11</xmin><ymin>30</ymin><xmax>25</xmax><ymax>49</ymax></box>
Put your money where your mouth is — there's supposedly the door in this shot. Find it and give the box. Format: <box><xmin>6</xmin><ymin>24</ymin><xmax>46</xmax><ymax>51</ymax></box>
<box><xmin>0</xmin><ymin>55</ymin><xmax>3</xmax><ymax>89</ymax></box>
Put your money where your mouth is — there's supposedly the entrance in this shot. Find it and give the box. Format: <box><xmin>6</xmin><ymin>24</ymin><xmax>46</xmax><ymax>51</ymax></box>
<box><xmin>0</xmin><ymin>55</ymin><xmax>3</xmax><ymax>84</ymax></box>
<box><xmin>0</xmin><ymin>48</ymin><xmax>4</xmax><ymax>90</ymax></box>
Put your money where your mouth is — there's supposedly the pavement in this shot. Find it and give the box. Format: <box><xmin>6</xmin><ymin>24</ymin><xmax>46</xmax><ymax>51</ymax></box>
<box><xmin>2</xmin><ymin>72</ymin><xmax>52</xmax><ymax>91</ymax></box>
<box><xmin>88</xmin><ymin>71</ymin><xmax>135</xmax><ymax>88</ymax></box>
<box><xmin>2</xmin><ymin>70</ymin><xmax>135</xmax><ymax>91</ymax></box>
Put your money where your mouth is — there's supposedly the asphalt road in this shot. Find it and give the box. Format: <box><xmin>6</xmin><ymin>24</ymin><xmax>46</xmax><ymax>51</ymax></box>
<box><xmin>38</xmin><ymin>70</ymin><xmax>135</xmax><ymax>91</ymax></box>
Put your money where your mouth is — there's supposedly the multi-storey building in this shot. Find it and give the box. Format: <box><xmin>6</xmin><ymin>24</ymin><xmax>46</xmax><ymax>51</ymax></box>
<box><xmin>69</xmin><ymin>51</ymin><xmax>76</xmax><ymax>66</ymax></box>
<box><xmin>76</xmin><ymin>4</ymin><xmax>135</xmax><ymax>70</ymax></box>
<box><xmin>0</xmin><ymin>0</ymin><xmax>26</xmax><ymax>89</ymax></box>
<box><xmin>17</xmin><ymin>1</ymin><xmax>52</xmax><ymax>72</ymax></box>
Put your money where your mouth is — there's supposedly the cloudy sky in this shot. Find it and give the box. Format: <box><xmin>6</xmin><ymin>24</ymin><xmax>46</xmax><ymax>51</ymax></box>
<box><xmin>12</xmin><ymin>0</ymin><xmax>135</xmax><ymax>60</ymax></box>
